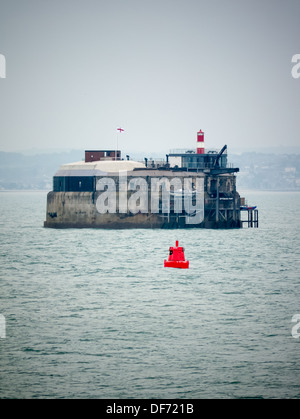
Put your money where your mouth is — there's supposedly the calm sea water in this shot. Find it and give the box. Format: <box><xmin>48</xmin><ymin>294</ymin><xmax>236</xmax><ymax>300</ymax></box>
<box><xmin>0</xmin><ymin>190</ymin><xmax>299</xmax><ymax>399</ymax></box>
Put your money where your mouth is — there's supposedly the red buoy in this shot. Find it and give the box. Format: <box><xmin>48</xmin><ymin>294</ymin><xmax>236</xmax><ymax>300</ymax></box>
<box><xmin>164</xmin><ymin>240</ymin><xmax>189</xmax><ymax>269</ymax></box>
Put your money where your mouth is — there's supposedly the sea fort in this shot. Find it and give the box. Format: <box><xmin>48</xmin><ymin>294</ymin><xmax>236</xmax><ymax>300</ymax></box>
<box><xmin>44</xmin><ymin>129</ymin><xmax>257</xmax><ymax>229</ymax></box>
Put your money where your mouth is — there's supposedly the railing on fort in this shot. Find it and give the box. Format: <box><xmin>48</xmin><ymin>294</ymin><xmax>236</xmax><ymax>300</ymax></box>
<box><xmin>169</xmin><ymin>148</ymin><xmax>223</xmax><ymax>154</ymax></box>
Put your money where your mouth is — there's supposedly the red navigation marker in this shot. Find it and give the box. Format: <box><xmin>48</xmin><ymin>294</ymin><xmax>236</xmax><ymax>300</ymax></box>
<box><xmin>164</xmin><ymin>240</ymin><xmax>189</xmax><ymax>269</ymax></box>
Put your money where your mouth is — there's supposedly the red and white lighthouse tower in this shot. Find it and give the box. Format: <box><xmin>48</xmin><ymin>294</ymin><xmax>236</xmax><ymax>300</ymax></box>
<box><xmin>196</xmin><ymin>130</ymin><xmax>205</xmax><ymax>154</ymax></box>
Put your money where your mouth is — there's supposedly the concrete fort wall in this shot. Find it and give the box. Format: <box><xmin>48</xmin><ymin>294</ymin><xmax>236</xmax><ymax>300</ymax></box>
<box><xmin>44</xmin><ymin>191</ymin><xmax>166</xmax><ymax>229</ymax></box>
<box><xmin>44</xmin><ymin>173</ymin><xmax>241</xmax><ymax>229</ymax></box>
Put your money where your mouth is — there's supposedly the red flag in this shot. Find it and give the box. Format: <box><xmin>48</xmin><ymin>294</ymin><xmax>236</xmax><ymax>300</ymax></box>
<box><xmin>117</xmin><ymin>128</ymin><xmax>124</xmax><ymax>133</ymax></box>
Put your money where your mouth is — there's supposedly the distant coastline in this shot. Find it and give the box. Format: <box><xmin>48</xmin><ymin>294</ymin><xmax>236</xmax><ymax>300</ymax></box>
<box><xmin>0</xmin><ymin>149</ymin><xmax>299</xmax><ymax>191</ymax></box>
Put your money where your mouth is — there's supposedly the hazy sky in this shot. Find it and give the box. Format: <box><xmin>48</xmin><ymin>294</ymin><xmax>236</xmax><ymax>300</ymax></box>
<box><xmin>0</xmin><ymin>0</ymin><xmax>299</xmax><ymax>154</ymax></box>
